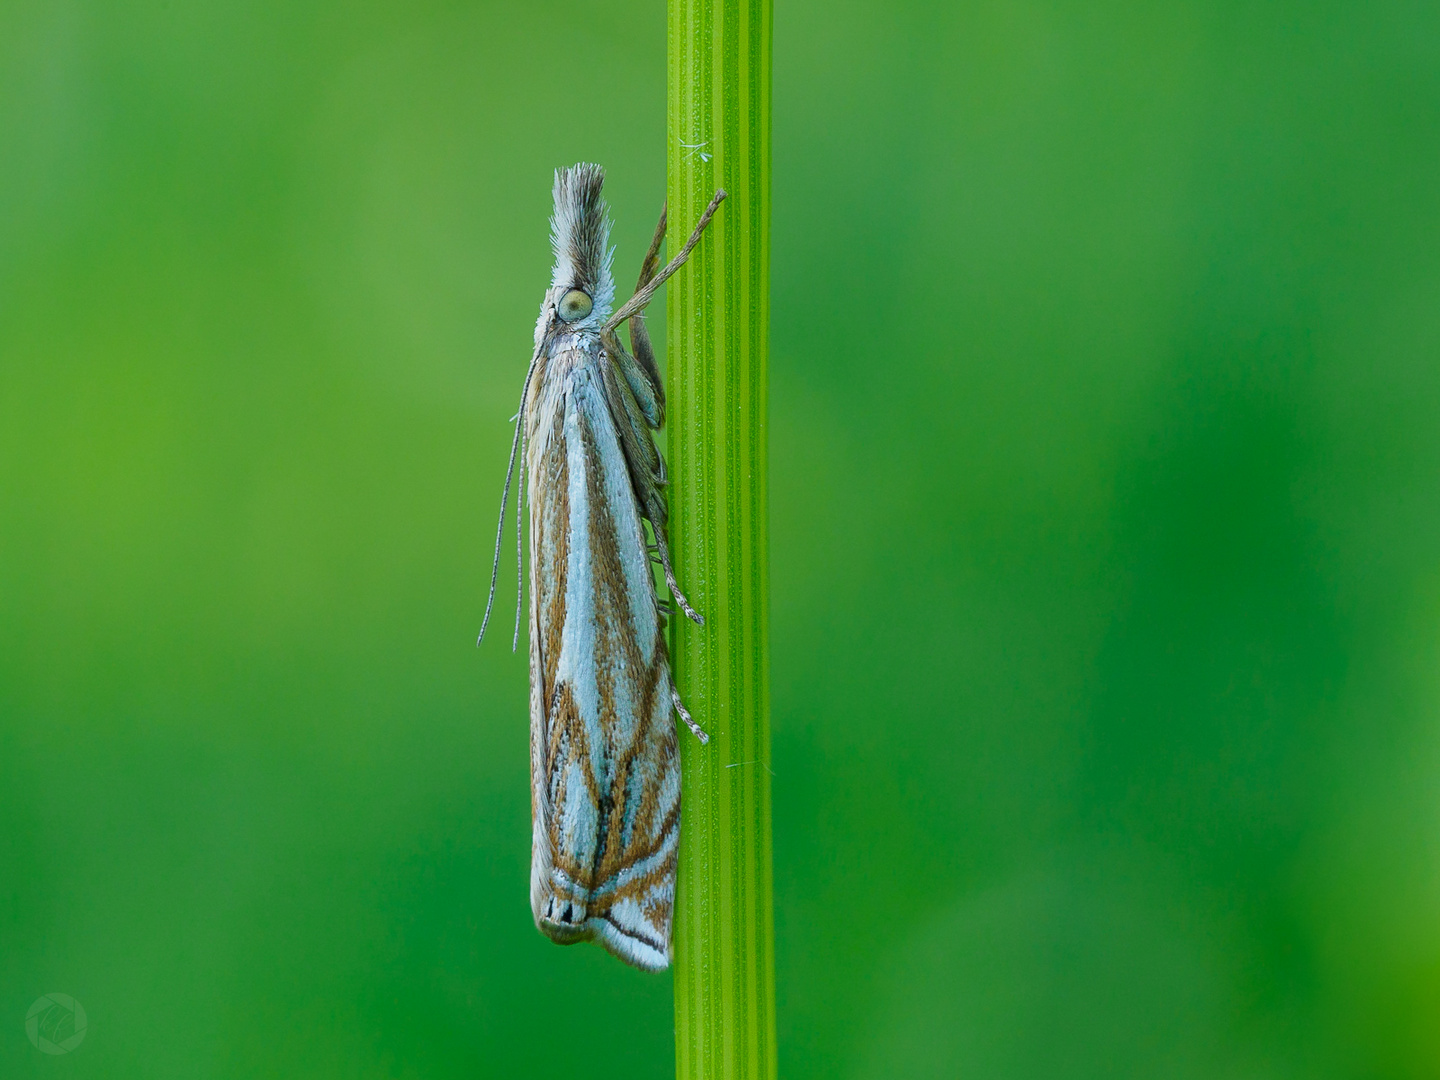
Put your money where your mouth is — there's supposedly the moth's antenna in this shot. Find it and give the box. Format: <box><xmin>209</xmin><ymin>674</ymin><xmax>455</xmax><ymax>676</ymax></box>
<box><xmin>603</xmin><ymin>189</ymin><xmax>727</xmax><ymax>332</ymax></box>
<box><xmin>512</xmin><ymin>425</ymin><xmax>525</xmax><ymax>652</ymax></box>
<box><xmin>479</xmin><ymin>364</ymin><xmax>536</xmax><ymax>646</ymax></box>
<box><xmin>478</xmin><ymin>413</ymin><xmax>521</xmax><ymax>645</ymax></box>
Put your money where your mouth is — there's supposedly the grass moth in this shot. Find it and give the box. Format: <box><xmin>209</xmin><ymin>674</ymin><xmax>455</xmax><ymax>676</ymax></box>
<box><xmin>480</xmin><ymin>163</ymin><xmax>725</xmax><ymax>970</ymax></box>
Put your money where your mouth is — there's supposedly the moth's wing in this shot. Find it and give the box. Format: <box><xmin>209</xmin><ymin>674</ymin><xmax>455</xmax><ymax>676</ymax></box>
<box><xmin>525</xmin><ymin>370</ymin><xmax>566</xmax><ymax>939</ymax></box>
<box><xmin>526</xmin><ymin>356</ymin><xmax>680</xmax><ymax>972</ymax></box>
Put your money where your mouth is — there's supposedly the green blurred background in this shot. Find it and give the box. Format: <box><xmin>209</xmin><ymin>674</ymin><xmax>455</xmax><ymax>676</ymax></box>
<box><xmin>4</xmin><ymin>0</ymin><xmax>1440</xmax><ymax>1076</ymax></box>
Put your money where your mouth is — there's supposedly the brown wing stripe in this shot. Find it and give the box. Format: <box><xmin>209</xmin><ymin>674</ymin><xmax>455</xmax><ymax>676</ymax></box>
<box><xmin>538</xmin><ymin>424</ymin><xmax>569</xmax><ymax>709</ymax></box>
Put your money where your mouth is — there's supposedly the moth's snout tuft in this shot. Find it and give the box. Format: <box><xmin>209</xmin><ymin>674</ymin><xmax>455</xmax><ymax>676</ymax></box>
<box><xmin>548</xmin><ymin>162</ymin><xmax>614</xmax><ymax>320</ymax></box>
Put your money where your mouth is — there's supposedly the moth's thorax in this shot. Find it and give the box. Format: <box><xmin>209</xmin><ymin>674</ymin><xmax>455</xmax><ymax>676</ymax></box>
<box><xmin>525</xmin><ymin>329</ymin><xmax>603</xmax><ymax>442</ymax></box>
<box><xmin>544</xmin><ymin>329</ymin><xmax>603</xmax><ymax>378</ymax></box>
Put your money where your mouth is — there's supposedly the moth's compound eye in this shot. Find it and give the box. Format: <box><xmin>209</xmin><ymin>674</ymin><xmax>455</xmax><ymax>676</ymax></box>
<box><xmin>557</xmin><ymin>289</ymin><xmax>593</xmax><ymax>322</ymax></box>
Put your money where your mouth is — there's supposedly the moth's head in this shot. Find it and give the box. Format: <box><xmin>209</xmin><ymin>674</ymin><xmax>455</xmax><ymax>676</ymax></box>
<box><xmin>538</xmin><ymin>162</ymin><xmax>614</xmax><ymax>340</ymax></box>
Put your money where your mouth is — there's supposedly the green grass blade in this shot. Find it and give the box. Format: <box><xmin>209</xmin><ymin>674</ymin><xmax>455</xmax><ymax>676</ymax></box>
<box><xmin>667</xmin><ymin>0</ymin><xmax>776</xmax><ymax>1077</ymax></box>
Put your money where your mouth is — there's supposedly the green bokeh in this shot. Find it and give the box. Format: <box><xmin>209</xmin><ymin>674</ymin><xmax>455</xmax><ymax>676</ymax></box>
<box><xmin>4</xmin><ymin>1</ymin><xmax>1440</xmax><ymax>1077</ymax></box>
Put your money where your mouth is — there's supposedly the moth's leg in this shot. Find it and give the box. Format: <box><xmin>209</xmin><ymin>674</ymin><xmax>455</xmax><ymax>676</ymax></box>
<box><xmin>650</xmin><ymin>519</ymin><xmax>704</xmax><ymax>626</ymax></box>
<box><xmin>602</xmin><ymin>329</ymin><xmax>663</xmax><ymax>430</ymax></box>
<box><xmin>603</xmin><ymin>189</ymin><xmax>727</xmax><ymax>331</ymax></box>
<box><xmin>627</xmin><ymin>318</ymin><xmax>664</xmax><ymax>425</ymax></box>
<box><xmin>596</xmin><ymin>344</ymin><xmax>662</xmax><ymax>492</ymax></box>
<box><xmin>671</xmin><ymin>684</ymin><xmax>708</xmax><ymax>744</ymax></box>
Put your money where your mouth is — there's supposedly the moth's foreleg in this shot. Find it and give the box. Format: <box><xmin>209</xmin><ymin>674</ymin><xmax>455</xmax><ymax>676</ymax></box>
<box><xmin>602</xmin><ymin>329</ymin><xmax>663</xmax><ymax>430</ymax></box>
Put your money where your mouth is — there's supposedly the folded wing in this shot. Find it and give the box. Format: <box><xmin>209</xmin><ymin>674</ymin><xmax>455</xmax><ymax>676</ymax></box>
<box><xmin>526</xmin><ymin>350</ymin><xmax>680</xmax><ymax>972</ymax></box>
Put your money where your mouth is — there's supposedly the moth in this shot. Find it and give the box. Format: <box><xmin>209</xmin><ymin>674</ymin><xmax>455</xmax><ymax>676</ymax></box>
<box><xmin>479</xmin><ymin>164</ymin><xmax>726</xmax><ymax>971</ymax></box>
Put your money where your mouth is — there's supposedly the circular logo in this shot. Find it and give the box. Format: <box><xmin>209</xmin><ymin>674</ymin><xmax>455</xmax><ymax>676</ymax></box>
<box><xmin>26</xmin><ymin>994</ymin><xmax>86</xmax><ymax>1055</ymax></box>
